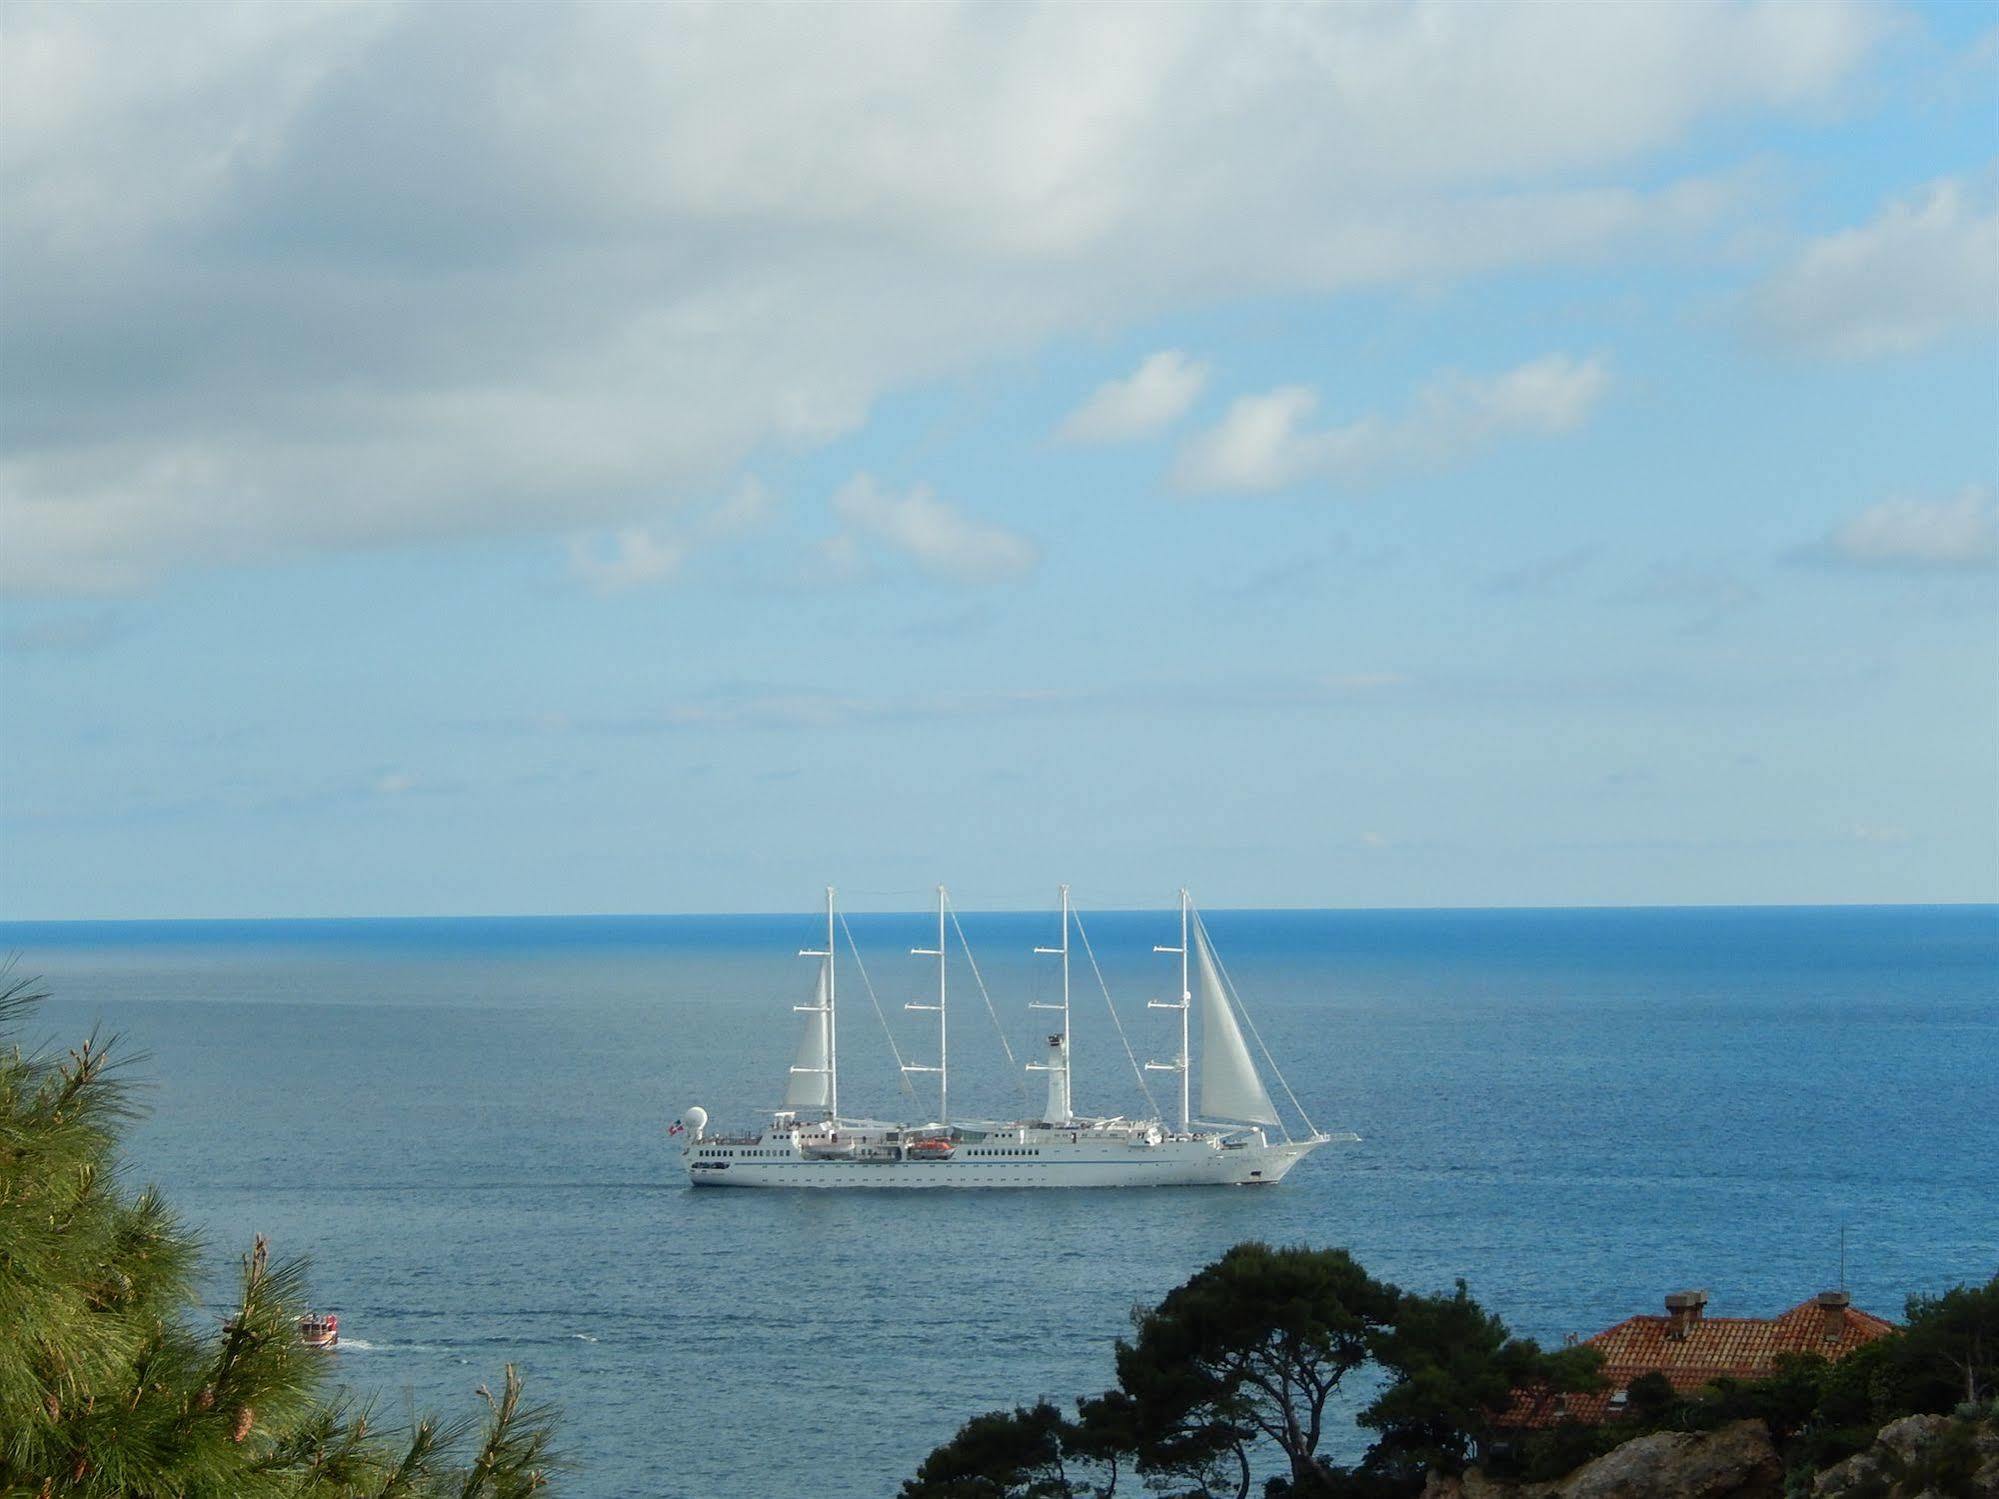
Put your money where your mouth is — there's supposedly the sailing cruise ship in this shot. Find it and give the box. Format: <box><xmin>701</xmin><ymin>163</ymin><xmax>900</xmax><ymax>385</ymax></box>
<box><xmin>676</xmin><ymin>887</ymin><xmax>1355</xmax><ymax>1189</ymax></box>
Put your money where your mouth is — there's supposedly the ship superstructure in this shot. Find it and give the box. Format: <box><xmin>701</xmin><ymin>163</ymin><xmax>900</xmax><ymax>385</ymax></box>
<box><xmin>676</xmin><ymin>886</ymin><xmax>1355</xmax><ymax>1189</ymax></box>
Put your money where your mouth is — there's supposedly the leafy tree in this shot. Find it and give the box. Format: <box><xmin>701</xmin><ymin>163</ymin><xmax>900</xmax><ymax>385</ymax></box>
<box><xmin>1508</xmin><ymin>1421</ymin><xmax>1616</xmax><ymax>1486</ymax></box>
<box><xmin>904</xmin><ymin>1243</ymin><xmax>1998</xmax><ymax>1499</ymax></box>
<box><xmin>896</xmin><ymin>1401</ymin><xmax>1112</xmax><ymax>1499</ymax></box>
<box><xmin>1898</xmin><ymin>1278</ymin><xmax>1999</xmax><ymax>1410</ymax></box>
<box><xmin>1106</xmin><ymin>1243</ymin><xmax>1400</xmax><ymax>1499</ymax></box>
<box><xmin>0</xmin><ymin>975</ymin><xmax>560</xmax><ymax>1497</ymax></box>
<box><xmin>1623</xmin><ymin>1370</ymin><xmax>1677</xmax><ymax>1423</ymax></box>
<box><xmin>1810</xmin><ymin>1337</ymin><xmax>1888</xmax><ymax>1423</ymax></box>
<box><xmin>1359</xmin><ymin>1279</ymin><xmax>1601</xmax><ymax>1483</ymax></box>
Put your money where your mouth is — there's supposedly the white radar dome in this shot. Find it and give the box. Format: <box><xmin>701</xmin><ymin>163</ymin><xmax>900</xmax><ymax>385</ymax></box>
<box><xmin>682</xmin><ymin>1106</ymin><xmax>708</xmax><ymax>1137</ymax></box>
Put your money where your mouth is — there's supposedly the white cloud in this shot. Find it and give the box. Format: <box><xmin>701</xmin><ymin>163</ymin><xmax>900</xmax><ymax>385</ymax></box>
<box><xmin>1173</xmin><ymin>387</ymin><xmax>1327</xmax><ymax>492</ymax></box>
<box><xmin>563</xmin><ymin>476</ymin><xmax>771</xmax><ymax>592</ymax></box>
<box><xmin>1057</xmin><ymin>350</ymin><xmax>1209</xmax><ymax>443</ymax></box>
<box><xmin>1812</xmin><ymin>487</ymin><xmax>1999</xmax><ymax>570</ymax></box>
<box><xmin>0</xmin><ymin>1</ymin><xmax>1884</xmax><ymax>591</ymax></box>
<box><xmin>1751</xmin><ymin>176</ymin><xmax>1999</xmax><ymax>359</ymax></box>
<box><xmin>1455</xmin><ymin>354</ymin><xmax>1610</xmax><ymax>433</ymax></box>
<box><xmin>827</xmin><ymin>475</ymin><xmax>1039</xmax><ymax>584</ymax></box>
<box><xmin>1174</xmin><ymin>354</ymin><xmax>1609</xmax><ymax>493</ymax></box>
<box><xmin>567</xmin><ymin>528</ymin><xmax>686</xmax><ymax>592</ymax></box>
<box><xmin>701</xmin><ymin>475</ymin><xmax>775</xmax><ymax>539</ymax></box>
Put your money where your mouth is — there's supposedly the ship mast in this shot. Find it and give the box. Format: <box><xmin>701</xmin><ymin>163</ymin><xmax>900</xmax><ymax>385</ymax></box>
<box><xmin>793</xmin><ymin>884</ymin><xmax>839</xmax><ymax>1121</ymax></box>
<box><xmin>1029</xmin><ymin>883</ymin><xmax>1072</xmax><ymax>1123</ymax></box>
<box><xmin>826</xmin><ymin>885</ymin><xmax>839</xmax><ymax>1120</ymax></box>
<box><xmin>904</xmin><ymin>884</ymin><xmax>948</xmax><ymax>1124</ymax></box>
<box><xmin>1146</xmin><ymin>887</ymin><xmax>1192</xmax><ymax>1131</ymax></box>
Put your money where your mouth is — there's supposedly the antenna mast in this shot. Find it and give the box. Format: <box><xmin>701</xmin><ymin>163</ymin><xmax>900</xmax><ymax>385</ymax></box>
<box><xmin>1030</xmin><ymin>883</ymin><xmax>1072</xmax><ymax>1123</ymax></box>
<box><xmin>1146</xmin><ymin>886</ymin><xmax>1193</xmax><ymax>1131</ymax></box>
<box><xmin>904</xmin><ymin>884</ymin><xmax>949</xmax><ymax>1123</ymax></box>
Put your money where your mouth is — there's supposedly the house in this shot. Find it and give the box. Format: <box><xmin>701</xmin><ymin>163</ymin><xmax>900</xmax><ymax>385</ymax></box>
<box><xmin>1497</xmin><ymin>1288</ymin><xmax>1898</xmax><ymax>1430</ymax></box>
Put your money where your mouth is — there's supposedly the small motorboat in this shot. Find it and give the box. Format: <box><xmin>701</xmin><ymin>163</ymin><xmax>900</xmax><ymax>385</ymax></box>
<box><xmin>297</xmin><ymin>1312</ymin><xmax>338</xmax><ymax>1349</ymax></box>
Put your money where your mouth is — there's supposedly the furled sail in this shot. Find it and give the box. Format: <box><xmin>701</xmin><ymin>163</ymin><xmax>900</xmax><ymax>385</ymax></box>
<box><xmin>1194</xmin><ymin>926</ymin><xmax>1280</xmax><ymax>1125</ymax></box>
<box><xmin>784</xmin><ymin>959</ymin><xmax>833</xmax><ymax>1109</ymax></box>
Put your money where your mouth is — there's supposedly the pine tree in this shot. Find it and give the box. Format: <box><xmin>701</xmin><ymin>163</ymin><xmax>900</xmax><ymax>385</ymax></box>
<box><xmin>0</xmin><ymin>975</ymin><xmax>561</xmax><ymax>1497</ymax></box>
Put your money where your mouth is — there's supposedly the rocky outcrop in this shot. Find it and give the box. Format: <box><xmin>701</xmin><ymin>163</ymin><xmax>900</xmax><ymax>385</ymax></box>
<box><xmin>1425</xmin><ymin>1412</ymin><xmax>1999</xmax><ymax>1499</ymax></box>
<box><xmin>1813</xmin><ymin>1411</ymin><xmax>1999</xmax><ymax>1499</ymax></box>
<box><xmin>1424</xmin><ymin>1419</ymin><xmax>1783</xmax><ymax>1499</ymax></box>
<box><xmin>1551</xmin><ymin>1421</ymin><xmax>1785</xmax><ymax>1499</ymax></box>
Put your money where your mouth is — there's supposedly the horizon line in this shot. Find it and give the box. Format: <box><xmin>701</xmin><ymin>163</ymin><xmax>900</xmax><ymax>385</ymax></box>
<box><xmin>3</xmin><ymin>898</ymin><xmax>1995</xmax><ymax>927</ymax></box>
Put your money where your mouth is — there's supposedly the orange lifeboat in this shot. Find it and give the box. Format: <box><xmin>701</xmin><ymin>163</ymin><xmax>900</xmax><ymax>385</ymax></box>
<box><xmin>906</xmin><ymin>1137</ymin><xmax>955</xmax><ymax>1159</ymax></box>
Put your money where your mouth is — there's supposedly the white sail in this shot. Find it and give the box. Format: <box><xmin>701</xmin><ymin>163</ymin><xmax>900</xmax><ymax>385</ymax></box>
<box><xmin>784</xmin><ymin>959</ymin><xmax>833</xmax><ymax>1110</ymax></box>
<box><xmin>1194</xmin><ymin>926</ymin><xmax>1279</xmax><ymax>1125</ymax></box>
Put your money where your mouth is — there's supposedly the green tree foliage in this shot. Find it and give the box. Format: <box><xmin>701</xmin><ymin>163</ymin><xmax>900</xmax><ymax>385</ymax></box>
<box><xmin>1111</xmin><ymin>1243</ymin><xmax>1400</xmax><ymax>1499</ymax></box>
<box><xmin>893</xmin><ymin>1393</ymin><xmax>1150</xmax><ymax>1499</ymax></box>
<box><xmin>0</xmin><ymin>976</ymin><xmax>560</xmax><ymax>1497</ymax></box>
<box><xmin>1621</xmin><ymin>1370</ymin><xmax>1677</xmax><ymax>1423</ymax></box>
<box><xmin>903</xmin><ymin>1244</ymin><xmax>1415</xmax><ymax>1499</ymax></box>
<box><xmin>904</xmin><ymin>1242</ymin><xmax>1998</xmax><ymax>1499</ymax></box>
<box><xmin>1360</xmin><ymin>1279</ymin><xmax>1602</xmax><ymax>1483</ymax></box>
<box><xmin>896</xmin><ymin>1402</ymin><xmax>1103</xmax><ymax>1499</ymax></box>
<box><xmin>1899</xmin><ymin>1279</ymin><xmax>1999</xmax><ymax>1410</ymax></box>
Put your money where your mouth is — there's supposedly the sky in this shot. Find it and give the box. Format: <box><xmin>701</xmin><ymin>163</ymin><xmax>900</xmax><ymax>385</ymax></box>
<box><xmin>1</xmin><ymin>0</ymin><xmax>1995</xmax><ymax>920</ymax></box>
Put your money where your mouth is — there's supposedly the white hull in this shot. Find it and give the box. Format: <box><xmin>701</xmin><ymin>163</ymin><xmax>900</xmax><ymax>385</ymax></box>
<box><xmin>685</xmin><ymin>1132</ymin><xmax>1331</xmax><ymax>1190</ymax></box>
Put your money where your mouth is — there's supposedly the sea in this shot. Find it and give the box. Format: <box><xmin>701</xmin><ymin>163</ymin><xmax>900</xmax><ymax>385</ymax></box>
<box><xmin>2</xmin><ymin>905</ymin><xmax>1994</xmax><ymax>1499</ymax></box>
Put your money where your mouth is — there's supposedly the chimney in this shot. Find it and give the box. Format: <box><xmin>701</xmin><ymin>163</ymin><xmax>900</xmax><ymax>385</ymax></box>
<box><xmin>1664</xmin><ymin>1289</ymin><xmax>1709</xmax><ymax>1339</ymax></box>
<box><xmin>1815</xmin><ymin>1289</ymin><xmax>1851</xmax><ymax>1342</ymax></box>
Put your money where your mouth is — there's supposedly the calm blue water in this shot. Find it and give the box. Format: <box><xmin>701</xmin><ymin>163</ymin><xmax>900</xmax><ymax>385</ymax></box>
<box><xmin>3</xmin><ymin>906</ymin><xmax>1994</xmax><ymax>1498</ymax></box>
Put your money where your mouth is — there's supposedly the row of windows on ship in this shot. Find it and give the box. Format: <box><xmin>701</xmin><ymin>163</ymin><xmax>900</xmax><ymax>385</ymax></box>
<box><xmin>692</xmin><ymin>1146</ymin><xmax>1048</xmax><ymax>1158</ymax></box>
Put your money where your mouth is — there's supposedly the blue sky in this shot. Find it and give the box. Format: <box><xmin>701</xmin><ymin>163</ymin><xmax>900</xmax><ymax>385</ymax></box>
<box><xmin>2</xmin><ymin>0</ymin><xmax>1995</xmax><ymax>919</ymax></box>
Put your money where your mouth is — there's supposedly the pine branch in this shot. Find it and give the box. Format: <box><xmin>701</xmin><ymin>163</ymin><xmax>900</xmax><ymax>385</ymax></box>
<box><xmin>372</xmin><ymin>1409</ymin><xmax>477</xmax><ymax>1499</ymax></box>
<box><xmin>2</xmin><ymin>981</ymin><xmax>570</xmax><ymax>1499</ymax></box>
<box><xmin>456</xmin><ymin>1367</ymin><xmax>560</xmax><ymax>1499</ymax></box>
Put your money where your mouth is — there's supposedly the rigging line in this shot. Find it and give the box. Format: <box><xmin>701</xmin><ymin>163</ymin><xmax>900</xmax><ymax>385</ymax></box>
<box><xmin>838</xmin><ymin>909</ymin><xmax>916</xmax><ymax>1099</ymax></box>
<box><xmin>1192</xmin><ymin>906</ymin><xmax>1321</xmax><ymax>1139</ymax></box>
<box><xmin>944</xmin><ymin>895</ymin><xmax>1033</xmax><ymax>1110</ymax></box>
<box><xmin>1071</xmin><ymin>905</ymin><xmax>1162</xmax><ymax>1121</ymax></box>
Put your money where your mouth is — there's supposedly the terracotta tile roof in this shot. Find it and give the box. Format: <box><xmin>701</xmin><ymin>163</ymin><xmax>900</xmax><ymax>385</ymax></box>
<box><xmin>1496</xmin><ymin>1295</ymin><xmax>1898</xmax><ymax>1431</ymax></box>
